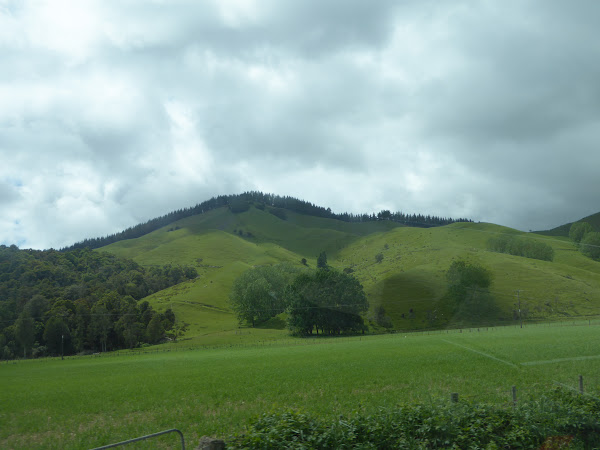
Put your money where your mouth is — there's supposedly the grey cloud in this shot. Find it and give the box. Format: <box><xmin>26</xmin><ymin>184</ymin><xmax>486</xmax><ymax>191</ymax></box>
<box><xmin>0</xmin><ymin>180</ymin><xmax>21</xmax><ymax>205</ymax></box>
<box><xmin>2</xmin><ymin>1</ymin><xmax>600</xmax><ymax>248</ymax></box>
<box><xmin>103</xmin><ymin>0</ymin><xmax>400</xmax><ymax>58</ymax></box>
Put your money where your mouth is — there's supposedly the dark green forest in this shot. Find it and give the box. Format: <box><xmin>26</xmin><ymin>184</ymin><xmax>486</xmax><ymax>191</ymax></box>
<box><xmin>0</xmin><ymin>245</ymin><xmax>197</xmax><ymax>359</ymax></box>
<box><xmin>63</xmin><ymin>191</ymin><xmax>471</xmax><ymax>251</ymax></box>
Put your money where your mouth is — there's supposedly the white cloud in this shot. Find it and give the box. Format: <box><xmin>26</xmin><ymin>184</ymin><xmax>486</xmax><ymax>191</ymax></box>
<box><xmin>1</xmin><ymin>0</ymin><xmax>599</xmax><ymax>248</ymax></box>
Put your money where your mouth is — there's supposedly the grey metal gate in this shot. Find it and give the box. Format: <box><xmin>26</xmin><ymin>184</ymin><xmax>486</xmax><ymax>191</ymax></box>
<box><xmin>90</xmin><ymin>428</ymin><xmax>185</xmax><ymax>449</ymax></box>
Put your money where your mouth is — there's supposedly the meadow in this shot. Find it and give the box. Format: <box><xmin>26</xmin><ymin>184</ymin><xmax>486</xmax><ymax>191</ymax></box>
<box><xmin>2</xmin><ymin>322</ymin><xmax>600</xmax><ymax>449</ymax></box>
<box><xmin>99</xmin><ymin>206</ymin><xmax>600</xmax><ymax>341</ymax></box>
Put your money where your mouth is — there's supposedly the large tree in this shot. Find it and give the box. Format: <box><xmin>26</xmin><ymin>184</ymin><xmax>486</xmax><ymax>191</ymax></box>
<box><xmin>286</xmin><ymin>268</ymin><xmax>369</xmax><ymax>336</ymax></box>
<box><xmin>580</xmin><ymin>232</ymin><xmax>600</xmax><ymax>261</ymax></box>
<box><xmin>14</xmin><ymin>311</ymin><xmax>35</xmax><ymax>358</ymax></box>
<box><xmin>146</xmin><ymin>313</ymin><xmax>165</xmax><ymax>344</ymax></box>
<box><xmin>89</xmin><ymin>303</ymin><xmax>112</xmax><ymax>352</ymax></box>
<box><xmin>569</xmin><ymin>222</ymin><xmax>593</xmax><ymax>244</ymax></box>
<box><xmin>43</xmin><ymin>316</ymin><xmax>71</xmax><ymax>356</ymax></box>
<box><xmin>317</xmin><ymin>251</ymin><xmax>328</xmax><ymax>269</ymax></box>
<box><xmin>442</xmin><ymin>260</ymin><xmax>498</xmax><ymax>325</ymax></box>
<box><xmin>229</xmin><ymin>264</ymin><xmax>299</xmax><ymax>327</ymax></box>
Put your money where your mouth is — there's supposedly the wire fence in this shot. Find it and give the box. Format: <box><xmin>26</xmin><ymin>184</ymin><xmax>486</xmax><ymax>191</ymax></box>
<box><xmin>5</xmin><ymin>315</ymin><xmax>600</xmax><ymax>365</ymax></box>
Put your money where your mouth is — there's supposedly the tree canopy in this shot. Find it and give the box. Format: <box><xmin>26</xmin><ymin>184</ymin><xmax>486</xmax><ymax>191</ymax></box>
<box><xmin>569</xmin><ymin>222</ymin><xmax>593</xmax><ymax>244</ymax></box>
<box><xmin>0</xmin><ymin>245</ymin><xmax>196</xmax><ymax>359</ymax></box>
<box><xmin>441</xmin><ymin>260</ymin><xmax>498</xmax><ymax>325</ymax></box>
<box><xmin>229</xmin><ymin>264</ymin><xmax>369</xmax><ymax>336</ymax></box>
<box><xmin>580</xmin><ymin>232</ymin><xmax>600</xmax><ymax>261</ymax></box>
<box><xmin>286</xmin><ymin>268</ymin><xmax>369</xmax><ymax>336</ymax></box>
<box><xmin>317</xmin><ymin>251</ymin><xmax>328</xmax><ymax>269</ymax></box>
<box><xmin>229</xmin><ymin>264</ymin><xmax>299</xmax><ymax>327</ymax></box>
<box><xmin>487</xmin><ymin>235</ymin><xmax>554</xmax><ymax>261</ymax></box>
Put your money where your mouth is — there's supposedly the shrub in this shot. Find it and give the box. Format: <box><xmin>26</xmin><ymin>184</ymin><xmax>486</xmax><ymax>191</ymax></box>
<box><xmin>581</xmin><ymin>232</ymin><xmax>600</xmax><ymax>260</ymax></box>
<box><xmin>488</xmin><ymin>235</ymin><xmax>554</xmax><ymax>261</ymax></box>
<box><xmin>229</xmin><ymin>388</ymin><xmax>600</xmax><ymax>449</ymax></box>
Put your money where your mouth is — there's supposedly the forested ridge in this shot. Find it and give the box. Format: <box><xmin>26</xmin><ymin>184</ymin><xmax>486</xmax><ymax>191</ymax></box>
<box><xmin>0</xmin><ymin>245</ymin><xmax>197</xmax><ymax>359</ymax></box>
<box><xmin>63</xmin><ymin>191</ymin><xmax>471</xmax><ymax>251</ymax></box>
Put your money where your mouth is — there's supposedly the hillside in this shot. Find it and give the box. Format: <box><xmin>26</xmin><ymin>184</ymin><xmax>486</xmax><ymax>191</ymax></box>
<box><xmin>65</xmin><ymin>191</ymin><xmax>466</xmax><ymax>251</ymax></box>
<box><xmin>534</xmin><ymin>211</ymin><xmax>600</xmax><ymax>236</ymax></box>
<box><xmin>99</xmin><ymin>206</ymin><xmax>600</xmax><ymax>344</ymax></box>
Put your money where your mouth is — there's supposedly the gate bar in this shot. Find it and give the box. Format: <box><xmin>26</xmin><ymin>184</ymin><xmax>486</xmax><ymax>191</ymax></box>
<box><xmin>90</xmin><ymin>428</ymin><xmax>185</xmax><ymax>449</ymax></box>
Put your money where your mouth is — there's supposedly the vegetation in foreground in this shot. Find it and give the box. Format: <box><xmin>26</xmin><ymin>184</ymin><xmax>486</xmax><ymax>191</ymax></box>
<box><xmin>230</xmin><ymin>388</ymin><xmax>600</xmax><ymax>449</ymax></box>
<box><xmin>2</xmin><ymin>324</ymin><xmax>600</xmax><ymax>448</ymax></box>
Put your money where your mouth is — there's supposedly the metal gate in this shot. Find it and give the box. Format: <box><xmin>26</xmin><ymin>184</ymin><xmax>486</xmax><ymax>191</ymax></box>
<box><xmin>90</xmin><ymin>428</ymin><xmax>185</xmax><ymax>449</ymax></box>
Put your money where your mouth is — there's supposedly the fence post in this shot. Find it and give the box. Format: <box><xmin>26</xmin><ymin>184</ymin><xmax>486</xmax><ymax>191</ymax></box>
<box><xmin>512</xmin><ymin>386</ymin><xmax>517</xmax><ymax>407</ymax></box>
<box><xmin>579</xmin><ymin>375</ymin><xmax>584</xmax><ymax>394</ymax></box>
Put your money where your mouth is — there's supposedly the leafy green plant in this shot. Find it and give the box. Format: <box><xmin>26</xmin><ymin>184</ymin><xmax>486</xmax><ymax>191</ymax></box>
<box><xmin>229</xmin><ymin>388</ymin><xmax>600</xmax><ymax>449</ymax></box>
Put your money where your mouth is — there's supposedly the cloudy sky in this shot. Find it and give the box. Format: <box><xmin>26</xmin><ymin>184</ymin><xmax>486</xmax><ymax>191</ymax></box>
<box><xmin>1</xmin><ymin>0</ymin><xmax>599</xmax><ymax>249</ymax></box>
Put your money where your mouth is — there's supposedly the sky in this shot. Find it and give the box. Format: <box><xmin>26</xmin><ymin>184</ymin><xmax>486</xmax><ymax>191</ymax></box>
<box><xmin>1</xmin><ymin>0</ymin><xmax>600</xmax><ymax>250</ymax></box>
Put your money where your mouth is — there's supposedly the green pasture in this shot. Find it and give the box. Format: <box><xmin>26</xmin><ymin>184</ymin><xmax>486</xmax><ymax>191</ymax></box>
<box><xmin>99</xmin><ymin>206</ymin><xmax>600</xmax><ymax>338</ymax></box>
<box><xmin>3</xmin><ymin>323</ymin><xmax>600</xmax><ymax>449</ymax></box>
<box><xmin>338</xmin><ymin>223</ymin><xmax>600</xmax><ymax>328</ymax></box>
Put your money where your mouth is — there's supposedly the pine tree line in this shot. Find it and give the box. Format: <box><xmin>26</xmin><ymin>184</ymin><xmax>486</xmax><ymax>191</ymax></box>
<box><xmin>63</xmin><ymin>192</ymin><xmax>471</xmax><ymax>251</ymax></box>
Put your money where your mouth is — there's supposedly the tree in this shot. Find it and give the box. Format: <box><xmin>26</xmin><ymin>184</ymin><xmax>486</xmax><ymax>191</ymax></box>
<box><xmin>24</xmin><ymin>294</ymin><xmax>49</xmax><ymax>319</ymax></box>
<box><xmin>569</xmin><ymin>222</ymin><xmax>593</xmax><ymax>244</ymax></box>
<box><xmin>442</xmin><ymin>260</ymin><xmax>498</xmax><ymax>325</ymax></box>
<box><xmin>373</xmin><ymin>305</ymin><xmax>393</xmax><ymax>329</ymax></box>
<box><xmin>43</xmin><ymin>317</ymin><xmax>70</xmax><ymax>356</ymax></box>
<box><xmin>580</xmin><ymin>232</ymin><xmax>600</xmax><ymax>261</ymax></box>
<box><xmin>14</xmin><ymin>311</ymin><xmax>35</xmax><ymax>358</ymax></box>
<box><xmin>317</xmin><ymin>251</ymin><xmax>328</xmax><ymax>269</ymax></box>
<box><xmin>446</xmin><ymin>260</ymin><xmax>492</xmax><ymax>291</ymax></box>
<box><xmin>89</xmin><ymin>304</ymin><xmax>112</xmax><ymax>352</ymax></box>
<box><xmin>146</xmin><ymin>314</ymin><xmax>165</xmax><ymax>344</ymax></box>
<box><xmin>286</xmin><ymin>268</ymin><xmax>369</xmax><ymax>336</ymax></box>
<box><xmin>229</xmin><ymin>264</ymin><xmax>299</xmax><ymax>327</ymax></box>
<box><xmin>375</xmin><ymin>253</ymin><xmax>384</xmax><ymax>263</ymax></box>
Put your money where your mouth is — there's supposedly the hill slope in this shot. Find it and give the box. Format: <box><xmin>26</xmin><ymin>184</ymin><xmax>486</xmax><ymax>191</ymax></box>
<box><xmin>534</xmin><ymin>211</ymin><xmax>600</xmax><ymax>236</ymax></box>
<box><xmin>99</xmin><ymin>207</ymin><xmax>600</xmax><ymax>343</ymax></box>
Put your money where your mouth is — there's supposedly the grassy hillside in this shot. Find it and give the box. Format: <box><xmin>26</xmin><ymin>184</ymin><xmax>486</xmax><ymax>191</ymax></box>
<box><xmin>535</xmin><ymin>211</ymin><xmax>600</xmax><ymax>236</ymax></box>
<box><xmin>340</xmin><ymin>223</ymin><xmax>600</xmax><ymax>329</ymax></box>
<box><xmin>99</xmin><ymin>207</ymin><xmax>600</xmax><ymax>341</ymax></box>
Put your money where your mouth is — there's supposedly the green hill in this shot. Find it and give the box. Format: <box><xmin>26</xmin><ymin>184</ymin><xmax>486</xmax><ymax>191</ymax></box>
<box><xmin>534</xmin><ymin>211</ymin><xmax>600</xmax><ymax>236</ymax></box>
<box><xmin>99</xmin><ymin>206</ymin><xmax>600</xmax><ymax>344</ymax></box>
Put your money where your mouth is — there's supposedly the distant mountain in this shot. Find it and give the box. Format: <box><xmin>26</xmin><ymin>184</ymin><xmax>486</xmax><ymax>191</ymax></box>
<box><xmin>62</xmin><ymin>191</ymin><xmax>471</xmax><ymax>251</ymax></box>
<box><xmin>534</xmin><ymin>211</ymin><xmax>600</xmax><ymax>237</ymax></box>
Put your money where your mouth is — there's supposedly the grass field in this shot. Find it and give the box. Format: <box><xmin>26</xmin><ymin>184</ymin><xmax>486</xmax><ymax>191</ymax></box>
<box><xmin>3</xmin><ymin>322</ymin><xmax>600</xmax><ymax>449</ymax></box>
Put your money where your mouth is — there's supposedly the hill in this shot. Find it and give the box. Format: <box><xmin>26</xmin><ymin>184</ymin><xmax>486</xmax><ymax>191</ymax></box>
<box><xmin>534</xmin><ymin>211</ymin><xmax>600</xmax><ymax>236</ymax></box>
<box><xmin>99</xmin><ymin>205</ymin><xmax>600</xmax><ymax>344</ymax></box>
<box><xmin>64</xmin><ymin>191</ymin><xmax>468</xmax><ymax>251</ymax></box>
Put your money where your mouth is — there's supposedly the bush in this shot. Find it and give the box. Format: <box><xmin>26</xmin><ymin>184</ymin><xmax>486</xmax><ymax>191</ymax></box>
<box><xmin>488</xmin><ymin>235</ymin><xmax>554</xmax><ymax>261</ymax></box>
<box><xmin>229</xmin><ymin>388</ymin><xmax>600</xmax><ymax>449</ymax></box>
<box><xmin>569</xmin><ymin>221</ymin><xmax>593</xmax><ymax>244</ymax></box>
<box><xmin>581</xmin><ymin>232</ymin><xmax>600</xmax><ymax>261</ymax></box>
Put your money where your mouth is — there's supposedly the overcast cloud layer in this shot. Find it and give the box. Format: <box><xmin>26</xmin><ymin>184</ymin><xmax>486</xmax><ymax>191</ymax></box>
<box><xmin>1</xmin><ymin>0</ymin><xmax>599</xmax><ymax>249</ymax></box>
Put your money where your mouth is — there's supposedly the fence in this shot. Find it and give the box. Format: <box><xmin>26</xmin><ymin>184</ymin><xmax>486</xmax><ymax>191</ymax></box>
<box><xmin>4</xmin><ymin>316</ymin><xmax>600</xmax><ymax>365</ymax></box>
